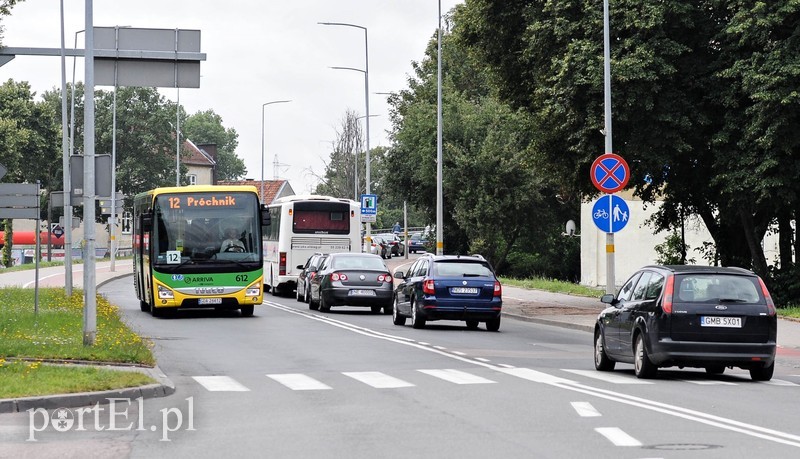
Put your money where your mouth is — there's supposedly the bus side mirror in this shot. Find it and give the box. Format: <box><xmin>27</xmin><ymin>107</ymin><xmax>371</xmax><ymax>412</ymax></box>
<box><xmin>141</xmin><ymin>212</ymin><xmax>153</xmax><ymax>232</ymax></box>
<box><xmin>260</xmin><ymin>206</ymin><xmax>271</xmax><ymax>227</ymax></box>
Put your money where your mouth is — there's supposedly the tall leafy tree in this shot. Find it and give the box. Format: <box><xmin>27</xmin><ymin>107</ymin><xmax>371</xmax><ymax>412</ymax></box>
<box><xmin>183</xmin><ymin>109</ymin><xmax>246</xmax><ymax>181</ymax></box>
<box><xmin>457</xmin><ymin>0</ymin><xmax>800</xmax><ymax>281</ymax></box>
<box><xmin>383</xmin><ymin>14</ymin><xmax>572</xmax><ymax>271</ymax></box>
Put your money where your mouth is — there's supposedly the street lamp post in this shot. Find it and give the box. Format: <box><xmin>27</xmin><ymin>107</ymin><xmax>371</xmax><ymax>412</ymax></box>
<box><xmin>436</xmin><ymin>0</ymin><xmax>444</xmax><ymax>255</ymax></box>
<box><xmin>319</xmin><ymin>21</ymin><xmax>371</xmax><ymax>237</ymax></box>
<box><xmin>261</xmin><ymin>100</ymin><xmax>291</xmax><ymax>203</ymax></box>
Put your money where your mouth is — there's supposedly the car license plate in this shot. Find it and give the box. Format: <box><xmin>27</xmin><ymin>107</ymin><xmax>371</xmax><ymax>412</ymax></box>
<box><xmin>451</xmin><ymin>287</ymin><xmax>479</xmax><ymax>294</ymax></box>
<box><xmin>700</xmin><ymin>316</ymin><xmax>742</xmax><ymax>328</ymax></box>
<box><xmin>198</xmin><ymin>298</ymin><xmax>222</xmax><ymax>305</ymax></box>
<box><xmin>349</xmin><ymin>289</ymin><xmax>376</xmax><ymax>296</ymax></box>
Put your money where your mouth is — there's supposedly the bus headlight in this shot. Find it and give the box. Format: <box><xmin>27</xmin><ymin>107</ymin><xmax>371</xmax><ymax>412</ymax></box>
<box><xmin>246</xmin><ymin>286</ymin><xmax>261</xmax><ymax>296</ymax></box>
<box><xmin>157</xmin><ymin>285</ymin><xmax>174</xmax><ymax>299</ymax></box>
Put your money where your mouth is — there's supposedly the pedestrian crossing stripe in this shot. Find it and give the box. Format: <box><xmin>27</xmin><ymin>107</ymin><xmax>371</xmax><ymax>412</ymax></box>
<box><xmin>191</xmin><ymin>369</ymin><xmax>799</xmax><ymax>391</ymax></box>
<box><xmin>343</xmin><ymin>371</ymin><xmax>415</xmax><ymax>389</ymax></box>
<box><xmin>267</xmin><ymin>373</ymin><xmax>332</xmax><ymax>391</ymax></box>
<box><xmin>192</xmin><ymin>376</ymin><xmax>250</xmax><ymax>391</ymax></box>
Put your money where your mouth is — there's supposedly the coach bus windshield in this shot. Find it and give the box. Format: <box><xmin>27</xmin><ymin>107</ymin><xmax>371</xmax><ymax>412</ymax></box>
<box><xmin>152</xmin><ymin>192</ymin><xmax>261</xmax><ymax>265</ymax></box>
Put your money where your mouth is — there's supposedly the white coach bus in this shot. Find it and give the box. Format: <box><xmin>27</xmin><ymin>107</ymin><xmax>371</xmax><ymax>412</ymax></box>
<box><xmin>263</xmin><ymin>195</ymin><xmax>361</xmax><ymax>296</ymax></box>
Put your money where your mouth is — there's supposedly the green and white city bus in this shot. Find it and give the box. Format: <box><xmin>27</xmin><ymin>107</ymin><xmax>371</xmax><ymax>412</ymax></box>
<box><xmin>133</xmin><ymin>185</ymin><xmax>270</xmax><ymax>317</ymax></box>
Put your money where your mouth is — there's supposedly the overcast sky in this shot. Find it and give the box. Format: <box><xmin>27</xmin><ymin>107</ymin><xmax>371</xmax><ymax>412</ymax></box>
<box><xmin>1</xmin><ymin>0</ymin><xmax>462</xmax><ymax>194</ymax></box>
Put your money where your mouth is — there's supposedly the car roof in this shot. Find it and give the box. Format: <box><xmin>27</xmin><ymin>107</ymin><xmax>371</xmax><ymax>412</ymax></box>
<box><xmin>640</xmin><ymin>265</ymin><xmax>757</xmax><ymax>276</ymax></box>
<box><xmin>420</xmin><ymin>254</ymin><xmax>489</xmax><ymax>263</ymax></box>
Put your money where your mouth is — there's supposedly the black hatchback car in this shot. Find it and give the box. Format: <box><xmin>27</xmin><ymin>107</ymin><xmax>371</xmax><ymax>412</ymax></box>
<box><xmin>295</xmin><ymin>253</ymin><xmax>326</xmax><ymax>304</ymax></box>
<box><xmin>308</xmin><ymin>253</ymin><xmax>393</xmax><ymax>313</ymax></box>
<box><xmin>594</xmin><ymin>265</ymin><xmax>777</xmax><ymax>380</ymax></box>
<box><xmin>392</xmin><ymin>254</ymin><xmax>502</xmax><ymax>331</ymax></box>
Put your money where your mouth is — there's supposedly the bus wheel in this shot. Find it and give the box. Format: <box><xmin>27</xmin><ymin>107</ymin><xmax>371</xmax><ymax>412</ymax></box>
<box><xmin>240</xmin><ymin>305</ymin><xmax>254</xmax><ymax>317</ymax></box>
<box><xmin>139</xmin><ymin>300</ymin><xmax>149</xmax><ymax>312</ymax></box>
<box><xmin>150</xmin><ymin>303</ymin><xmax>164</xmax><ymax>318</ymax></box>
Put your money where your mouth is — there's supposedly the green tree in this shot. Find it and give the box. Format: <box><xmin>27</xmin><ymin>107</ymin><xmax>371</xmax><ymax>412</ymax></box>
<box><xmin>183</xmin><ymin>109</ymin><xmax>246</xmax><ymax>181</ymax></box>
<box><xmin>457</xmin><ymin>0</ymin><xmax>800</xmax><ymax>283</ymax></box>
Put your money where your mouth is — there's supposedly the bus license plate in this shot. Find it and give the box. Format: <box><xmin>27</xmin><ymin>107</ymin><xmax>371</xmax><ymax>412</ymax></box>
<box><xmin>700</xmin><ymin>316</ymin><xmax>742</xmax><ymax>328</ymax></box>
<box><xmin>198</xmin><ymin>298</ymin><xmax>222</xmax><ymax>305</ymax></box>
<box><xmin>451</xmin><ymin>287</ymin><xmax>479</xmax><ymax>294</ymax></box>
<box><xmin>349</xmin><ymin>290</ymin><xmax>376</xmax><ymax>296</ymax></box>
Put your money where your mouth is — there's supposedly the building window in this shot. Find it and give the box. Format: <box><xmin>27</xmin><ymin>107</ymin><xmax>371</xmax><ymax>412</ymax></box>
<box><xmin>121</xmin><ymin>211</ymin><xmax>132</xmax><ymax>234</ymax></box>
<box><xmin>188</xmin><ymin>174</ymin><xmax>197</xmax><ymax>185</ymax></box>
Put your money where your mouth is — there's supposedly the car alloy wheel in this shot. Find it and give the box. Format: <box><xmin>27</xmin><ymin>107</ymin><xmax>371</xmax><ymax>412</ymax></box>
<box><xmin>634</xmin><ymin>334</ymin><xmax>657</xmax><ymax>379</ymax></box>
<box><xmin>594</xmin><ymin>331</ymin><xmax>615</xmax><ymax>371</ymax></box>
<box><xmin>411</xmin><ymin>298</ymin><xmax>425</xmax><ymax>329</ymax></box>
<box><xmin>392</xmin><ymin>296</ymin><xmax>406</xmax><ymax>326</ymax></box>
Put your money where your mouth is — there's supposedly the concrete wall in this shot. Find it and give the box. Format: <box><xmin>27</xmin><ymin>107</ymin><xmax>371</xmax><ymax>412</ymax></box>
<box><xmin>580</xmin><ymin>191</ymin><xmax>782</xmax><ymax>288</ymax></box>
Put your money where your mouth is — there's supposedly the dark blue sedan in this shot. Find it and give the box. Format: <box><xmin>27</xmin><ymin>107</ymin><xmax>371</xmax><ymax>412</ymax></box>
<box><xmin>391</xmin><ymin>254</ymin><xmax>502</xmax><ymax>331</ymax></box>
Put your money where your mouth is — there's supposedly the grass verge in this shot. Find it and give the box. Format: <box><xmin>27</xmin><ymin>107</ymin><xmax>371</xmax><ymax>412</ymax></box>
<box><xmin>0</xmin><ymin>287</ymin><xmax>156</xmax><ymax>398</ymax></box>
<box><xmin>499</xmin><ymin>276</ymin><xmax>605</xmax><ymax>298</ymax></box>
<box><xmin>0</xmin><ymin>361</ymin><xmax>155</xmax><ymax>398</ymax></box>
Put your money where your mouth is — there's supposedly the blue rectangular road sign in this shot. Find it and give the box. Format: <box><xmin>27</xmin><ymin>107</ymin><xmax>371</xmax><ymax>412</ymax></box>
<box><xmin>361</xmin><ymin>194</ymin><xmax>377</xmax><ymax>223</ymax></box>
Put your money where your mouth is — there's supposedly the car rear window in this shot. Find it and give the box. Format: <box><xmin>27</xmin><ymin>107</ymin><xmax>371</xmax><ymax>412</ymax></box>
<box><xmin>433</xmin><ymin>261</ymin><xmax>494</xmax><ymax>277</ymax></box>
<box><xmin>675</xmin><ymin>274</ymin><xmax>762</xmax><ymax>303</ymax></box>
<box><xmin>332</xmin><ymin>256</ymin><xmax>386</xmax><ymax>270</ymax></box>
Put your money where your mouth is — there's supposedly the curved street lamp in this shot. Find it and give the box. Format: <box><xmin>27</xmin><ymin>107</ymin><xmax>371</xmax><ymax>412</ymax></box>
<box><xmin>319</xmin><ymin>21</ymin><xmax>372</xmax><ymax>237</ymax></box>
<box><xmin>261</xmin><ymin>100</ymin><xmax>292</xmax><ymax>202</ymax></box>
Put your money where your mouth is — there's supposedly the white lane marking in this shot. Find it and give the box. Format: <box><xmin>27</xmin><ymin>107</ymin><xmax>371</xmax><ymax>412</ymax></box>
<box><xmin>571</xmin><ymin>402</ymin><xmax>601</xmax><ymax>417</ymax></box>
<box><xmin>266</xmin><ymin>302</ymin><xmax>800</xmax><ymax>448</ymax></box>
<box><xmin>267</xmin><ymin>373</ymin><xmax>332</xmax><ymax>391</ymax></box>
<box><xmin>561</xmin><ymin>369</ymin><xmax>654</xmax><ymax>384</ymax></box>
<box><xmin>497</xmin><ymin>363</ymin><xmax>516</xmax><ymax>368</ymax></box>
<box><xmin>452</xmin><ymin>351</ymin><xmax>467</xmax><ymax>356</ymax></box>
<box><xmin>595</xmin><ymin>427</ymin><xmax>642</xmax><ymax>446</ymax></box>
<box><xmin>475</xmin><ymin>358</ymin><xmax>491</xmax><ymax>363</ymax></box>
<box><xmin>763</xmin><ymin>379</ymin><xmax>799</xmax><ymax>387</ymax></box>
<box><xmin>192</xmin><ymin>376</ymin><xmax>250</xmax><ymax>392</ymax></box>
<box><xmin>679</xmin><ymin>379</ymin><xmax>737</xmax><ymax>386</ymax></box>
<box><xmin>343</xmin><ymin>371</ymin><xmax>415</xmax><ymax>389</ymax></box>
<box><xmin>418</xmin><ymin>369</ymin><xmax>496</xmax><ymax>385</ymax></box>
<box><xmin>433</xmin><ymin>346</ymin><xmax>447</xmax><ymax>350</ymax></box>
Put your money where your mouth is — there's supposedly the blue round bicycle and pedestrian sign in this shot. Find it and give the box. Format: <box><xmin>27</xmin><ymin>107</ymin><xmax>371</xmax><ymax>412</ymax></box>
<box><xmin>592</xmin><ymin>194</ymin><xmax>630</xmax><ymax>233</ymax></box>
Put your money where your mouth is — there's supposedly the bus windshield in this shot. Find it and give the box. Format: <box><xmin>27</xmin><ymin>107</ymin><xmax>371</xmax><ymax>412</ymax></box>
<box><xmin>152</xmin><ymin>191</ymin><xmax>261</xmax><ymax>265</ymax></box>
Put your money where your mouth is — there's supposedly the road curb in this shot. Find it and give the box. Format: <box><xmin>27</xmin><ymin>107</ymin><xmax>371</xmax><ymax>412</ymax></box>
<box><xmin>0</xmin><ymin>364</ymin><xmax>175</xmax><ymax>414</ymax></box>
<box><xmin>502</xmin><ymin>312</ymin><xmax>595</xmax><ymax>333</ymax></box>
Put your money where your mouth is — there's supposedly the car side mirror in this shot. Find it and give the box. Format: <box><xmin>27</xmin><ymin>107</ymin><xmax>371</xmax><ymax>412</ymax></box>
<box><xmin>394</xmin><ymin>271</ymin><xmax>404</xmax><ymax>279</ymax></box>
<box><xmin>600</xmin><ymin>293</ymin><xmax>617</xmax><ymax>305</ymax></box>
<box><xmin>297</xmin><ymin>265</ymin><xmax>305</xmax><ymax>270</ymax></box>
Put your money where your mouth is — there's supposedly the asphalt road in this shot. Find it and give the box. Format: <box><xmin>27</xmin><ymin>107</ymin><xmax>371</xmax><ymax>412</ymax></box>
<box><xmin>4</xmin><ymin>270</ymin><xmax>800</xmax><ymax>458</ymax></box>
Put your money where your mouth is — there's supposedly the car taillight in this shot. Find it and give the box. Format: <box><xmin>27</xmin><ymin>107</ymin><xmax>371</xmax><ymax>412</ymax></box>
<box><xmin>423</xmin><ymin>279</ymin><xmax>435</xmax><ymax>295</ymax></box>
<box><xmin>377</xmin><ymin>273</ymin><xmax>391</xmax><ymax>283</ymax></box>
<box><xmin>331</xmin><ymin>272</ymin><xmax>348</xmax><ymax>281</ymax></box>
<box><xmin>661</xmin><ymin>274</ymin><xmax>674</xmax><ymax>314</ymax></box>
<box><xmin>758</xmin><ymin>277</ymin><xmax>776</xmax><ymax>316</ymax></box>
<box><xmin>494</xmin><ymin>281</ymin><xmax>502</xmax><ymax>297</ymax></box>
<box><xmin>279</xmin><ymin>252</ymin><xmax>287</xmax><ymax>275</ymax></box>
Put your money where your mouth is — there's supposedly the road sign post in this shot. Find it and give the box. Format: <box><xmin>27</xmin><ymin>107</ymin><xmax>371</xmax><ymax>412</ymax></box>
<box><xmin>591</xmin><ymin>153</ymin><xmax>631</xmax><ymax>294</ymax></box>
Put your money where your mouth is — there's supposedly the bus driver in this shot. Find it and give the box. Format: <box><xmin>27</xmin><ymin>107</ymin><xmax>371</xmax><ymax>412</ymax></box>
<box><xmin>220</xmin><ymin>226</ymin><xmax>246</xmax><ymax>253</ymax></box>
